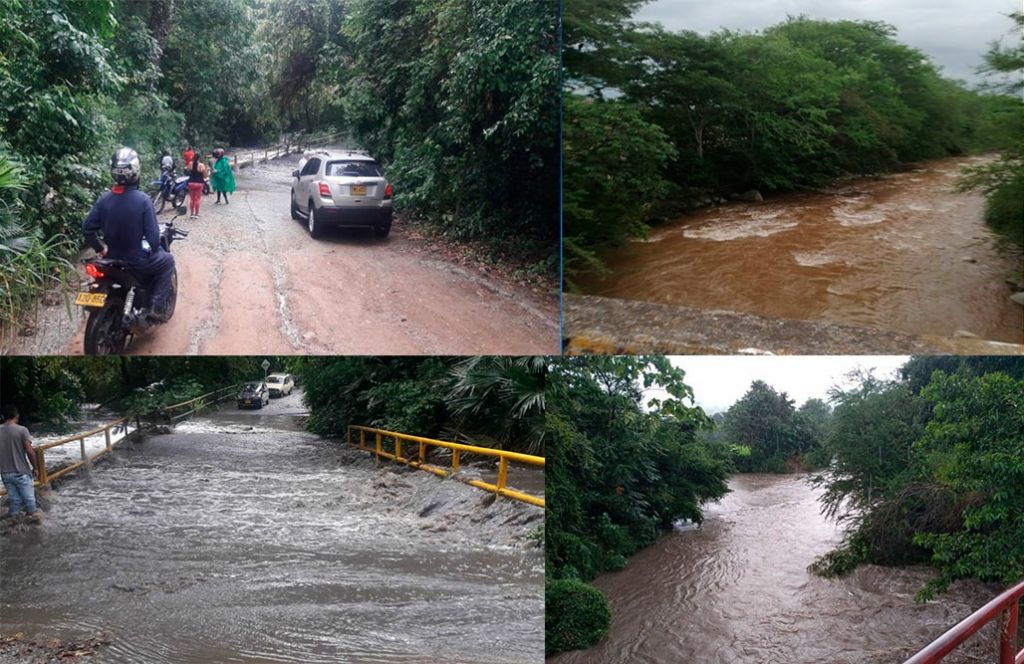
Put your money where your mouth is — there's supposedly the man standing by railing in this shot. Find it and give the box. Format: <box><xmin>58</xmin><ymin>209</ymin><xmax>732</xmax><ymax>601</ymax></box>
<box><xmin>0</xmin><ymin>405</ymin><xmax>41</xmax><ymax>524</ymax></box>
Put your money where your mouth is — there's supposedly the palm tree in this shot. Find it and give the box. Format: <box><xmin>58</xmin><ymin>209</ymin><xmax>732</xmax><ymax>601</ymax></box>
<box><xmin>445</xmin><ymin>356</ymin><xmax>547</xmax><ymax>455</ymax></box>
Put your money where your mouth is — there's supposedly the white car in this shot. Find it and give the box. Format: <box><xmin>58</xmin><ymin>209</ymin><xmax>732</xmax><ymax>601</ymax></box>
<box><xmin>266</xmin><ymin>373</ymin><xmax>294</xmax><ymax>398</ymax></box>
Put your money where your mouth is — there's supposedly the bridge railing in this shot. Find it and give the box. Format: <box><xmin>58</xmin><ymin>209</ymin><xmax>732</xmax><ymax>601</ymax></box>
<box><xmin>346</xmin><ymin>425</ymin><xmax>545</xmax><ymax>508</ymax></box>
<box><xmin>0</xmin><ymin>383</ymin><xmax>241</xmax><ymax>496</ymax></box>
<box><xmin>161</xmin><ymin>383</ymin><xmax>241</xmax><ymax>423</ymax></box>
<box><xmin>904</xmin><ymin>579</ymin><xmax>1024</xmax><ymax>664</ymax></box>
<box><xmin>228</xmin><ymin>131</ymin><xmax>347</xmax><ymax>171</ymax></box>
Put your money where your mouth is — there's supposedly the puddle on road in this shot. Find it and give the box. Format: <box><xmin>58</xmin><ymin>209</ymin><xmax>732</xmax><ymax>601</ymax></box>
<box><xmin>1</xmin><ymin>404</ymin><xmax>544</xmax><ymax>663</ymax></box>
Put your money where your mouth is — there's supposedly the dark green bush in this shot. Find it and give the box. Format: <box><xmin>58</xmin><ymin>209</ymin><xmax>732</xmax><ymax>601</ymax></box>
<box><xmin>545</xmin><ymin>579</ymin><xmax>612</xmax><ymax>655</ymax></box>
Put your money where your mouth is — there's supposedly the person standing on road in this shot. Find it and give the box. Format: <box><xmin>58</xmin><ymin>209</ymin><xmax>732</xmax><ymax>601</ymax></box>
<box><xmin>211</xmin><ymin>148</ymin><xmax>235</xmax><ymax>204</ymax></box>
<box><xmin>183</xmin><ymin>145</ymin><xmax>195</xmax><ymax>174</ymax></box>
<box><xmin>0</xmin><ymin>405</ymin><xmax>41</xmax><ymax>525</ymax></box>
<box><xmin>187</xmin><ymin>155</ymin><xmax>206</xmax><ymax>218</ymax></box>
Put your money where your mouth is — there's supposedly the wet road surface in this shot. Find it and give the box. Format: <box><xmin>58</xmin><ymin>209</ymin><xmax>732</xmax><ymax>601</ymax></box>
<box><xmin>550</xmin><ymin>474</ymin><xmax>1007</xmax><ymax>664</ymax></box>
<box><xmin>581</xmin><ymin>156</ymin><xmax>1023</xmax><ymax>344</ymax></box>
<box><xmin>1</xmin><ymin>393</ymin><xmax>544</xmax><ymax>663</ymax></box>
<box><xmin>6</xmin><ymin>150</ymin><xmax>557</xmax><ymax>355</ymax></box>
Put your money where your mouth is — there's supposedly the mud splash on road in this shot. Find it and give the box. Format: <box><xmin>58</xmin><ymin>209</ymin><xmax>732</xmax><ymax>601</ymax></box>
<box><xmin>549</xmin><ymin>474</ymin><xmax>1008</xmax><ymax>664</ymax></box>
<box><xmin>581</xmin><ymin>156</ymin><xmax>1023</xmax><ymax>343</ymax></box>
<box><xmin>1</xmin><ymin>397</ymin><xmax>544</xmax><ymax>663</ymax></box>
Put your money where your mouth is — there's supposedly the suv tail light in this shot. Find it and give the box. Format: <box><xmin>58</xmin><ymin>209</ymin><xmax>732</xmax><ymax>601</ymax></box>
<box><xmin>384</xmin><ymin>182</ymin><xmax>393</xmax><ymax>199</ymax></box>
<box><xmin>318</xmin><ymin>182</ymin><xmax>332</xmax><ymax>197</ymax></box>
<box><xmin>85</xmin><ymin>263</ymin><xmax>105</xmax><ymax>279</ymax></box>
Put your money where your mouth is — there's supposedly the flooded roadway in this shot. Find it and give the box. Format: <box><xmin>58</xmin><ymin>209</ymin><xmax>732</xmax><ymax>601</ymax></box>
<box><xmin>581</xmin><ymin>156</ymin><xmax>1023</xmax><ymax>344</ymax></box>
<box><xmin>0</xmin><ymin>393</ymin><xmax>544</xmax><ymax>663</ymax></box>
<box><xmin>550</xmin><ymin>474</ymin><xmax>1007</xmax><ymax>664</ymax></box>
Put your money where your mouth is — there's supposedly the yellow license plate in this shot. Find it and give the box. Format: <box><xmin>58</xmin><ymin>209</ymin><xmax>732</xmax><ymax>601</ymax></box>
<box><xmin>75</xmin><ymin>292</ymin><xmax>107</xmax><ymax>308</ymax></box>
<box><xmin>350</xmin><ymin>185</ymin><xmax>367</xmax><ymax>196</ymax></box>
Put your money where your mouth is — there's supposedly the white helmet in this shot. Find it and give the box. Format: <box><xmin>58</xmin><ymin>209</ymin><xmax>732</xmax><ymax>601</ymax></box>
<box><xmin>111</xmin><ymin>147</ymin><xmax>140</xmax><ymax>185</ymax></box>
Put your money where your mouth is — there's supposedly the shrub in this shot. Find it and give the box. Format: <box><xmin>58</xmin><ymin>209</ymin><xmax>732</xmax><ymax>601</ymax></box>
<box><xmin>545</xmin><ymin>579</ymin><xmax>612</xmax><ymax>655</ymax></box>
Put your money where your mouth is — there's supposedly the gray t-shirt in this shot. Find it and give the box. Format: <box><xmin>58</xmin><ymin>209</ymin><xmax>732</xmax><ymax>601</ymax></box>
<box><xmin>0</xmin><ymin>423</ymin><xmax>33</xmax><ymax>474</ymax></box>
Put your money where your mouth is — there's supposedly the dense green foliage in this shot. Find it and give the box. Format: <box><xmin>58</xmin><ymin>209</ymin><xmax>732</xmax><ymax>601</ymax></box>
<box><xmin>563</xmin><ymin>2</ymin><xmax>1023</xmax><ymax>274</ymax></box>
<box><xmin>545</xmin><ymin>356</ymin><xmax>731</xmax><ymax>654</ymax></box>
<box><xmin>0</xmin><ymin>356</ymin><xmax>285</xmax><ymax>427</ymax></box>
<box><xmin>714</xmin><ymin>381</ymin><xmax>826</xmax><ymax>473</ymax></box>
<box><xmin>297</xmin><ymin>356</ymin><xmax>546</xmax><ymax>454</ymax></box>
<box><xmin>957</xmin><ymin>12</ymin><xmax>1024</xmax><ymax>246</ymax></box>
<box><xmin>0</xmin><ymin>0</ymin><xmax>557</xmax><ymax>335</ymax></box>
<box><xmin>545</xmin><ymin>578</ymin><xmax>612</xmax><ymax>655</ymax></box>
<box><xmin>810</xmin><ymin>357</ymin><xmax>1024</xmax><ymax>600</ymax></box>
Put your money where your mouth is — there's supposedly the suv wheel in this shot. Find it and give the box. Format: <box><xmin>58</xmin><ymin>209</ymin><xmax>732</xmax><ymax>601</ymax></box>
<box><xmin>290</xmin><ymin>192</ymin><xmax>301</xmax><ymax>220</ymax></box>
<box><xmin>373</xmin><ymin>222</ymin><xmax>391</xmax><ymax>238</ymax></box>
<box><xmin>307</xmin><ymin>201</ymin><xmax>322</xmax><ymax>239</ymax></box>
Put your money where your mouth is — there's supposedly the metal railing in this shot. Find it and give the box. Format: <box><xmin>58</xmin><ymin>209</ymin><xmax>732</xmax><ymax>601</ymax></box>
<box><xmin>0</xmin><ymin>384</ymin><xmax>240</xmax><ymax>496</ymax></box>
<box><xmin>228</xmin><ymin>132</ymin><xmax>346</xmax><ymax>171</ymax></box>
<box><xmin>161</xmin><ymin>383</ymin><xmax>240</xmax><ymax>423</ymax></box>
<box><xmin>904</xmin><ymin>579</ymin><xmax>1024</xmax><ymax>664</ymax></box>
<box><xmin>0</xmin><ymin>417</ymin><xmax>139</xmax><ymax>494</ymax></box>
<box><xmin>347</xmin><ymin>425</ymin><xmax>545</xmax><ymax>508</ymax></box>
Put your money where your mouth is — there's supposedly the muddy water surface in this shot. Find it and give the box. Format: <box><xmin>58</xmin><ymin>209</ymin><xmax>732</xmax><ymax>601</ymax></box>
<box><xmin>1</xmin><ymin>395</ymin><xmax>544</xmax><ymax>663</ymax></box>
<box><xmin>550</xmin><ymin>474</ymin><xmax>1007</xmax><ymax>664</ymax></box>
<box><xmin>583</xmin><ymin>156</ymin><xmax>1023</xmax><ymax>343</ymax></box>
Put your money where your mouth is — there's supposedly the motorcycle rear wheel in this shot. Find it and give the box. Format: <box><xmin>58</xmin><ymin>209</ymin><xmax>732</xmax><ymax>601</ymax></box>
<box><xmin>162</xmin><ymin>268</ymin><xmax>178</xmax><ymax>320</ymax></box>
<box><xmin>84</xmin><ymin>298</ymin><xmax>129</xmax><ymax>355</ymax></box>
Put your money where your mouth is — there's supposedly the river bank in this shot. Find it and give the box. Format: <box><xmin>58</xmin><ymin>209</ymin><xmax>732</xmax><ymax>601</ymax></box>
<box><xmin>549</xmin><ymin>474</ymin><xmax>1007</xmax><ymax>664</ymax></box>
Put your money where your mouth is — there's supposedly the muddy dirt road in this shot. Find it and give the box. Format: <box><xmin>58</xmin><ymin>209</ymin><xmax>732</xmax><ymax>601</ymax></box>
<box><xmin>0</xmin><ymin>393</ymin><xmax>544</xmax><ymax>663</ymax></box>
<box><xmin>580</xmin><ymin>155</ymin><xmax>1023</xmax><ymax>345</ymax></box>
<box><xmin>549</xmin><ymin>474</ymin><xmax>1007</xmax><ymax>664</ymax></box>
<box><xmin>7</xmin><ymin>152</ymin><xmax>557</xmax><ymax>355</ymax></box>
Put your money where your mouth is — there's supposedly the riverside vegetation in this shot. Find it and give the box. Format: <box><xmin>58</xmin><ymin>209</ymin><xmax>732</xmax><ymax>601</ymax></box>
<box><xmin>544</xmin><ymin>356</ymin><xmax>1024</xmax><ymax>655</ymax></box>
<box><xmin>0</xmin><ymin>0</ymin><xmax>559</xmax><ymax>333</ymax></box>
<box><xmin>563</xmin><ymin>2</ymin><xmax>1024</xmax><ymax>278</ymax></box>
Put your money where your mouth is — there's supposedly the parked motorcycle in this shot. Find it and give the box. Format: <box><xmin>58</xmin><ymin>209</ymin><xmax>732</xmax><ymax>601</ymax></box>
<box><xmin>146</xmin><ymin>169</ymin><xmax>189</xmax><ymax>213</ymax></box>
<box><xmin>77</xmin><ymin>206</ymin><xmax>189</xmax><ymax>355</ymax></box>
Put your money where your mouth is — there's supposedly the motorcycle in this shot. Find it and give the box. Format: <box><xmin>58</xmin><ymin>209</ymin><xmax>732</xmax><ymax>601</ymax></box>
<box><xmin>76</xmin><ymin>206</ymin><xmax>189</xmax><ymax>355</ymax></box>
<box><xmin>146</xmin><ymin>168</ymin><xmax>189</xmax><ymax>213</ymax></box>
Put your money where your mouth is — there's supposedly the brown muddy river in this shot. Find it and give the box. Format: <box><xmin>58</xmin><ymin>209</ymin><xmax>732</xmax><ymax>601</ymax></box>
<box><xmin>550</xmin><ymin>474</ymin><xmax>1010</xmax><ymax>664</ymax></box>
<box><xmin>0</xmin><ymin>395</ymin><xmax>544</xmax><ymax>663</ymax></box>
<box><xmin>582</xmin><ymin>156</ymin><xmax>1023</xmax><ymax>343</ymax></box>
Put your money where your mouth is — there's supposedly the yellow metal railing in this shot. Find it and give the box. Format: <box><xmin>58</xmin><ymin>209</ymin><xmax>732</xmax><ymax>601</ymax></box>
<box><xmin>346</xmin><ymin>425</ymin><xmax>545</xmax><ymax>508</ymax></box>
<box><xmin>0</xmin><ymin>417</ymin><xmax>137</xmax><ymax>495</ymax></box>
<box><xmin>1</xmin><ymin>384</ymin><xmax>240</xmax><ymax>496</ymax></box>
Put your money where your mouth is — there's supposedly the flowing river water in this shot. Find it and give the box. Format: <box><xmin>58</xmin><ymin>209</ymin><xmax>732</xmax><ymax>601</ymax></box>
<box><xmin>550</xmin><ymin>474</ymin><xmax>1010</xmax><ymax>664</ymax></box>
<box><xmin>581</xmin><ymin>156</ymin><xmax>1023</xmax><ymax>344</ymax></box>
<box><xmin>0</xmin><ymin>394</ymin><xmax>544</xmax><ymax>663</ymax></box>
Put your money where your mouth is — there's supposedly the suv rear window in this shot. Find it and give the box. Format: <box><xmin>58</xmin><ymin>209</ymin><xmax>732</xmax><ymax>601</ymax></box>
<box><xmin>326</xmin><ymin>160</ymin><xmax>382</xmax><ymax>177</ymax></box>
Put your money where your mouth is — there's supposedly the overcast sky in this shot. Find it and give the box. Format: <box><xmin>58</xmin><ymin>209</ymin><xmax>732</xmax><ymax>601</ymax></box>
<box><xmin>634</xmin><ymin>0</ymin><xmax>1019</xmax><ymax>86</ymax></box>
<box><xmin>657</xmin><ymin>356</ymin><xmax>909</xmax><ymax>414</ymax></box>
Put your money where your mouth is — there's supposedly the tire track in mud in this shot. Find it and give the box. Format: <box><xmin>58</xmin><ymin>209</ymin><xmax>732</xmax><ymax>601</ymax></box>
<box><xmin>243</xmin><ymin>191</ymin><xmax>313</xmax><ymax>354</ymax></box>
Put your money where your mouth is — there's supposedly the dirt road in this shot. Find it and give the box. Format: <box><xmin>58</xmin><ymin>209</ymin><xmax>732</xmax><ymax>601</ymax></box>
<box><xmin>7</xmin><ymin>152</ymin><xmax>557</xmax><ymax>355</ymax></box>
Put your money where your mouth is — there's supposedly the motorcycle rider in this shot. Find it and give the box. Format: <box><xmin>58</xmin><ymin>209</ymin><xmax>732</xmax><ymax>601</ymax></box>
<box><xmin>82</xmin><ymin>147</ymin><xmax>176</xmax><ymax>325</ymax></box>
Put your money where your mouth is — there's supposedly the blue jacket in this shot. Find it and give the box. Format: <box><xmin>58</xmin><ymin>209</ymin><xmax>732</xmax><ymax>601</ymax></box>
<box><xmin>82</xmin><ymin>186</ymin><xmax>162</xmax><ymax>265</ymax></box>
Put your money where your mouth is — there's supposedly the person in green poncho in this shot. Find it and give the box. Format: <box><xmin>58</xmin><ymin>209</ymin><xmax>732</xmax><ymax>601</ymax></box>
<box><xmin>211</xmin><ymin>147</ymin><xmax>236</xmax><ymax>204</ymax></box>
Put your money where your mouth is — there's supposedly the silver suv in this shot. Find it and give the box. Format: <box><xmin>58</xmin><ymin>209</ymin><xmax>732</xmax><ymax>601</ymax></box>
<box><xmin>290</xmin><ymin>150</ymin><xmax>393</xmax><ymax>238</ymax></box>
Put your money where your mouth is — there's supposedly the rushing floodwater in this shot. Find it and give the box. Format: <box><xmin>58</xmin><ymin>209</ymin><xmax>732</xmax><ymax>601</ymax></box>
<box><xmin>550</xmin><ymin>474</ymin><xmax>1009</xmax><ymax>664</ymax></box>
<box><xmin>1</xmin><ymin>395</ymin><xmax>544</xmax><ymax>663</ymax></box>
<box><xmin>582</xmin><ymin>156</ymin><xmax>1023</xmax><ymax>343</ymax></box>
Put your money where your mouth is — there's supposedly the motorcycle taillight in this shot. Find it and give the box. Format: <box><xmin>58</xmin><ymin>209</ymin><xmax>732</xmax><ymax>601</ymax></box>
<box><xmin>85</xmin><ymin>263</ymin><xmax>105</xmax><ymax>279</ymax></box>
